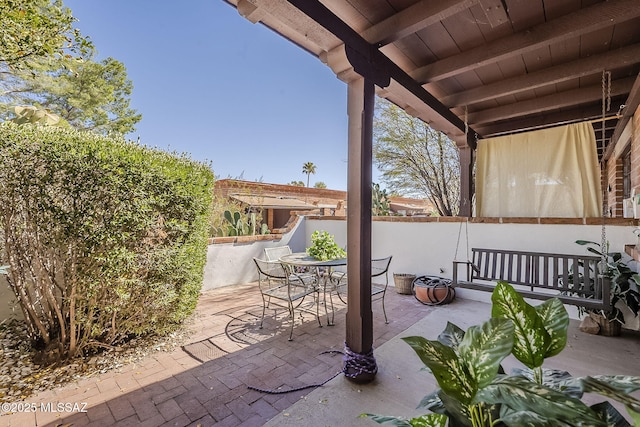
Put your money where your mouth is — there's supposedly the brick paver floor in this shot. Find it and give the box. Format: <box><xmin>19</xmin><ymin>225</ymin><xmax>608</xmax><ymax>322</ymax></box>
<box><xmin>1</xmin><ymin>282</ymin><xmax>432</xmax><ymax>427</ymax></box>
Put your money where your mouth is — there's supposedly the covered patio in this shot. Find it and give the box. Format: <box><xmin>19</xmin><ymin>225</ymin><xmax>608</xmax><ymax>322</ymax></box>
<box><xmin>223</xmin><ymin>0</ymin><xmax>640</xmax><ymax>384</ymax></box>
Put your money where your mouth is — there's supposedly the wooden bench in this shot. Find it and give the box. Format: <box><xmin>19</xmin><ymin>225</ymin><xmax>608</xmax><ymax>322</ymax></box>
<box><xmin>452</xmin><ymin>248</ymin><xmax>611</xmax><ymax>310</ymax></box>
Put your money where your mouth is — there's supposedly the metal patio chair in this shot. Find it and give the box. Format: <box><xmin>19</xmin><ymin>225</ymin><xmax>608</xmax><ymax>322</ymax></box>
<box><xmin>252</xmin><ymin>257</ymin><xmax>320</xmax><ymax>340</ymax></box>
<box><xmin>331</xmin><ymin>256</ymin><xmax>393</xmax><ymax>324</ymax></box>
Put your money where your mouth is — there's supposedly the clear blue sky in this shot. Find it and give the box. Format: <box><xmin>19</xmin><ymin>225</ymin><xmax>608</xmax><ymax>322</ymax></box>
<box><xmin>63</xmin><ymin>0</ymin><xmax>362</xmax><ymax>190</ymax></box>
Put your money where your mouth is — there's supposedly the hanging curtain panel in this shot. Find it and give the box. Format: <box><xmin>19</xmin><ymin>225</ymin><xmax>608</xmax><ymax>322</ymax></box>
<box><xmin>476</xmin><ymin>122</ymin><xmax>602</xmax><ymax>218</ymax></box>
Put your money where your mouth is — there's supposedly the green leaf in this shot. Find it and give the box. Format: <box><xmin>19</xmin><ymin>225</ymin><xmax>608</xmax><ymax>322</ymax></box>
<box><xmin>627</xmin><ymin>406</ymin><xmax>640</xmax><ymax>425</ymax></box>
<box><xmin>499</xmin><ymin>408</ymin><xmax>573</xmax><ymax>426</ymax></box>
<box><xmin>491</xmin><ymin>281</ymin><xmax>551</xmax><ymax>369</ymax></box>
<box><xmin>417</xmin><ymin>390</ymin><xmax>446</xmax><ymax>413</ymax></box>
<box><xmin>360</xmin><ymin>413</ymin><xmax>412</xmax><ymax>426</ymax></box>
<box><xmin>438</xmin><ymin>391</ymin><xmax>473</xmax><ymax>427</ymax></box>
<box><xmin>437</xmin><ymin>321</ymin><xmax>465</xmax><ymax>350</ymax></box>
<box><xmin>534</xmin><ymin>298</ymin><xmax>569</xmax><ymax>358</ymax></box>
<box><xmin>580</xmin><ymin>376</ymin><xmax>640</xmax><ymax>413</ymax></box>
<box><xmin>590</xmin><ymin>375</ymin><xmax>640</xmax><ymax>394</ymax></box>
<box><xmin>589</xmin><ymin>402</ymin><xmax>632</xmax><ymax>427</ymax></box>
<box><xmin>511</xmin><ymin>367</ymin><xmax>583</xmax><ymax>398</ymax></box>
<box><xmin>360</xmin><ymin>413</ymin><xmax>447</xmax><ymax>427</ymax></box>
<box><xmin>458</xmin><ymin>318</ymin><xmax>514</xmax><ymax>388</ymax></box>
<box><xmin>403</xmin><ymin>336</ymin><xmax>476</xmax><ymax>404</ymax></box>
<box><xmin>477</xmin><ymin>376</ymin><xmax>606</xmax><ymax>426</ymax></box>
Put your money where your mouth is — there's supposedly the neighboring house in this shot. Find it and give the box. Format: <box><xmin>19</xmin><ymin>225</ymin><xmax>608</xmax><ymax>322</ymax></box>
<box><xmin>214</xmin><ymin>179</ymin><xmax>434</xmax><ymax>230</ymax></box>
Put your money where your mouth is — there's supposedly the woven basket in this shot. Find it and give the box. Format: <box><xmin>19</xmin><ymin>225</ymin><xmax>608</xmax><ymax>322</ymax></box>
<box><xmin>589</xmin><ymin>312</ymin><xmax>622</xmax><ymax>337</ymax></box>
<box><xmin>393</xmin><ymin>273</ymin><xmax>416</xmax><ymax>295</ymax></box>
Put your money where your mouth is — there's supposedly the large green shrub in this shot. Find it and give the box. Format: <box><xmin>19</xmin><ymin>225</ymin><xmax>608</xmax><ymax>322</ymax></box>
<box><xmin>0</xmin><ymin>123</ymin><xmax>214</xmax><ymax>364</ymax></box>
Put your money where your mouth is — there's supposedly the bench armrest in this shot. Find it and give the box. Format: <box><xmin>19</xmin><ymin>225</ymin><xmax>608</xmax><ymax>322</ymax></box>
<box><xmin>452</xmin><ymin>260</ymin><xmax>478</xmax><ymax>285</ymax></box>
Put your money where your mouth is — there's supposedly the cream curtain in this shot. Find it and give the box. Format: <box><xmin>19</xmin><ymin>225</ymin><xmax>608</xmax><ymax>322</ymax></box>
<box><xmin>476</xmin><ymin>122</ymin><xmax>602</xmax><ymax>218</ymax></box>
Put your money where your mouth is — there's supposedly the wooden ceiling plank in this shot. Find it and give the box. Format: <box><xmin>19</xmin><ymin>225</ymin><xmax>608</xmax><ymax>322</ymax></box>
<box><xmin>504</xmin><ymin>0</ymin><xmax>545</xmax><ymax>32</ymax></box>
<box><xmin>412</xmin><ymin>0</ymin><xmax>640</xmax><ymax>83</ymax></box>
<box><xmin>360</xmin><ymin>0</ymin><xmax>479</xmax><ymax>46</ymax></box>
<box><xmin>475</xmin><ymin>98</ymin><xmax>627</xmax><ymax>137</ymax></box>
<box><xmin>469</xmin><ymin>76</ymin><xmax>635</xmax><ymax>124</ymax></box>
<box><xmin>604</xmin><ymin>72</ymin><xmax>640</xmax><ymax>160</ymax></box>
<box><xmin>441</xmin><ymin>43</ymin><xmax>640</xmax><ymax>107</ymax></box>
<box><xmin>477</xmin><ymin>0</ymin><xmax>509</xmax><ymax>28</ymax></box>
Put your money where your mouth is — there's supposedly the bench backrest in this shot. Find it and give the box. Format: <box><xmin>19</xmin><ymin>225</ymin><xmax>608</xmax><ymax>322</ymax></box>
<box><xmin>471</xmin><ymin>248</ymin><xmax>603</xmax><ymax>299</ymax></box>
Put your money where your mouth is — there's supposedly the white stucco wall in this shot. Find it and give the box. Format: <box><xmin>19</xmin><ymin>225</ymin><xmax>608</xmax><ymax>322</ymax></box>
<box><xmin>304</xmin><ymin>217</ymin><xmax>639</xmax><ymax>326</ymax></box>
<box><xmin>201</xmin><ymin>216</ymin><xmax>309</xmax><ymax>290</ymax></box>
<box><xmin>305</xmin><ymin>218</ymin><xmax>636</xmax><ymax>278</ymax></box>
<box><xmin>203</xmin><ymin>215</ymin><xmax>638</xmax><ymax>292</ymax></box>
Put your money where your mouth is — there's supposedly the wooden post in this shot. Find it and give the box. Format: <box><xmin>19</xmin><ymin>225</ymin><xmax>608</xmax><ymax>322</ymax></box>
<box><xmin>457</xmin><ymin>140</ymin><xmax>475</xmax><ymax>217</ymax></box>
<box><xmin>345</xmin><ymin>75</ymin><xmax>376</xmax><ymax>383</ymax></box>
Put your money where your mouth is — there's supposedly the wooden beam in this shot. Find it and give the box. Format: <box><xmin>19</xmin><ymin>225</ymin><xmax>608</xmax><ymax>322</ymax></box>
<box><xmin>361</xmin><ymin>0</ymin><xmax>479</xmax><ymax>46</ymax></box>
<box><xmin>604</xmin><ymin>72</ymin><xmax>640</xmax><ymax>161</ymax></box>
<box><xmin>475</xmin><ymin>97</ymin><xmax>628</xmax><ymax>137</ymax></box>
<box><xmin>286</xmin><ymin>0</ymin><xmax>478</xmax><ymax>146</ymax></box>
<box><xmin>468</xmin><ymin>77</ymin><xmax>635</xmax><ymax>125</ymax></box>
<box><xmin>441</xmin><ymin>44</ymin><xmax>640</xmax><ymax>107</ymax></box>
<box><xmin>477</xmin><ymin>0</ymin><xmax>509</xmax><ymax>28</ymax></box>
<box><xmin>412</xmin><ymin>0</ymin><xmax>640</xmax><ymax>83</ymax></box>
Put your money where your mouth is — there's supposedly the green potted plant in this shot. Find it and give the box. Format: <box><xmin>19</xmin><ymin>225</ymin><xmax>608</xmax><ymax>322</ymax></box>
<box><xmin>307</xmin><ymin>230</ymin><xmax>346</xmax><ymax>261</ymax></box>
<box><xmin>574</xmin><ymin>240</ymin><xmax>640</xmax><ymax>336</ymax></box>
<box><xmin>362</xmin><ymin>281</ymin><xmax>640</xmax><ymax>426</ymax></box>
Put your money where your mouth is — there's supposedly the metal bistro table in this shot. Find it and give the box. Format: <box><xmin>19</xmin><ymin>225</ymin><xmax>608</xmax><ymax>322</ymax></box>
<box><xmin>279</xmin><ymin>252</ymin><xmax>347</xmax><ymax>326</ymax></box>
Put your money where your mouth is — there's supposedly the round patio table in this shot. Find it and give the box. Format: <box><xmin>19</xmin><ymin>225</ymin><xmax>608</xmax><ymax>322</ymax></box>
<box><xmin>279</xmin><ymin>253</ymin><xmax>347</xmax><ymax>326</ymax></box>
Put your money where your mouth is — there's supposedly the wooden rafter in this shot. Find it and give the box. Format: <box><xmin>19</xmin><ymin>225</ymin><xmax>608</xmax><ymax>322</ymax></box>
<box><xmin>467</xmin><ymin>77</ymin><xmax>635</xmax><ymax>125</ymax></box>
<box><xmin>604</xmin><ymin>71</ymin><xmax>640</xmax><ymax>161</ymax></box>
<box><xmin>411</xmin><ymin>0</ymin><xmax>640</xmax><ymax>83</ymax></box>
<box><xmin>360</xmin><ymin>0</ymin><xmax>479</xmax><ymax>46</ymax></box>
<box><xmin>475</xmin><ymin>98</ymin><xmax>628</xmax><ymax>138</ymax></box>
<box><xmin>441</xmin><ymin>44</ymin><xmax>640</xmax><ymax>108</ymax></box>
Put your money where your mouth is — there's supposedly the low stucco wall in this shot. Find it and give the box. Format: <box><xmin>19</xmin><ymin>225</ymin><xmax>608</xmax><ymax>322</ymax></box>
<box><xmin>202</xmin><ymin>214</ymin><xmax>308</xmax><ymax>290</ymax></box>
<box><xmin>305</xmin><ymin>216</ymin><xmax>640</xmax><ymax>328</ymax></box>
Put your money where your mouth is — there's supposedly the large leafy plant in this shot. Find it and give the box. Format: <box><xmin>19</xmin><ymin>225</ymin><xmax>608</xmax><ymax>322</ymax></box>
<box><xmin>363</xmin><ymin>282</ymin><xmax>640</xmax><ymax>426</ymax></box>
<box><xmin>572</xmin><ymin>240</ymin><xmax>640</xmax><ymax>325</ymax></box>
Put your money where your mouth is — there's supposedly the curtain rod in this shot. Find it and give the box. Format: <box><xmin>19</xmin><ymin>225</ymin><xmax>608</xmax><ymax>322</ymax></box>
<box><xmin>588</xmin><ymin>114</ymin><xmax>622</xmax><ymax>124</ymax></box>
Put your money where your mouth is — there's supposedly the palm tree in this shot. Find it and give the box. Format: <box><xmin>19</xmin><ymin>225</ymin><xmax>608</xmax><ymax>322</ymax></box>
<box><xmin>302</xmin><ymin>162</ymin><xmax>316</xmax><ymax>187</ymax></box>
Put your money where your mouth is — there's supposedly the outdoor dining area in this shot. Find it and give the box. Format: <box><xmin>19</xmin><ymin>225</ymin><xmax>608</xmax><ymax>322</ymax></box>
<box><xmin>253</xmin><ymin>244</ymin><xmax>392</xmax><ymax>341</ymax></box>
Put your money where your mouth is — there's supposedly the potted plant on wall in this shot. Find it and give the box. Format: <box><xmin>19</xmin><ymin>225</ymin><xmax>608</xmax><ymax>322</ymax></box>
<box><xmin>575</xmin><ymin>240</ymin><xmax>640</xmax><ymax>336</ymax></box>
<box><xmin>307</xmin><ymin>230</ymin><xmax>346</xmax><ymax>261</ymax></box>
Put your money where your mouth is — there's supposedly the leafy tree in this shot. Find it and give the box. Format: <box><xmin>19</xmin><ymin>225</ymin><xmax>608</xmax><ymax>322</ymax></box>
<box><xmin>1</xmin><ymin>1</ymin><xmax>140</xmax><ymax>135</ymax></box>
<box><xmin>374</xmin><ymin>98</ymin><xmax>460</xmax><ymax>216</ymax></box>
<box><xmin>288</xmin><ymin>180</ymin><xmax>305</xmax><ymax>187</ymax></box>
<box><xmin>0</xmin><ymin>0</ymin><xmax>90</xmax><ymax>68</ymax></box>
<box><xmin>314</xmin><ymin>181</ymin><xmax>327</xmax><ymax>189</ymax></box>
<box><xmin>2</xmin><ymin>54</ymin><xmax>141</xmax><ymax>135</ymax></box>
<box><xmin>302</xmin><ymin>162</ymin><xmax>317</xmax><ymax>187</ymax></box>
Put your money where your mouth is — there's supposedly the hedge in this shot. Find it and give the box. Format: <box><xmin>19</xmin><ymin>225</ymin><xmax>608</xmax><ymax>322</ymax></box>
<box><xmin>0</xmin><ymin>123</ymin><xmax>214</xmax><ymax>363</ymax></box>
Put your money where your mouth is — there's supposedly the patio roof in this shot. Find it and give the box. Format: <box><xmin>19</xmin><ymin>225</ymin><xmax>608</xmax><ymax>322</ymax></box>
<box><xmin>225</xmin><ymin>0</ymin><xmax>640</xmax><ymax>158</ymax></box>
<box><xmin>230</xmin><ymin>194</ymin><xmax>318</xmax><ymax>210</ymax></box>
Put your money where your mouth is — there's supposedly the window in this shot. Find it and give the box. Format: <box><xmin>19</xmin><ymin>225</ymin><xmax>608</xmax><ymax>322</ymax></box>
<box><xmin>622</xmin><ymin>145</ymin><xmax>631</xmax><ymax>199</ymax></box>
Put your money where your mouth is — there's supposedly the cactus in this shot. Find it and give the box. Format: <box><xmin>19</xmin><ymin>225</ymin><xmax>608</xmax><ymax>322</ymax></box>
<box><xmin>222</xmin><ymin>209</ymin><xmax>268</xmax><ymax>236</ymax></box>
<box><xmin>372</xmin><ymin>183</ymin><xmax>391</xmax><ymax>216</ymax></box>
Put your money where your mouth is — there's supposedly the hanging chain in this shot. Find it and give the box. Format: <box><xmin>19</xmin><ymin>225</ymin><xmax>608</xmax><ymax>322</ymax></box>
<box><xmin>454</xmin><ymin>107</ymin><xmax>471</xmax><ymax>262</ymax></box>
<box><xmin>600</xmin><ymin>70</ymin><xmax>611</xmax><ymax>267</ymax></box>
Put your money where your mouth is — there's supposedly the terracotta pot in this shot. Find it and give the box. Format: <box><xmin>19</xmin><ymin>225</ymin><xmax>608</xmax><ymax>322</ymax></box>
<box><xmin>413</xmin><ymin>276</ymin><xmax>455</xmax><ymax>305</ymax></box>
